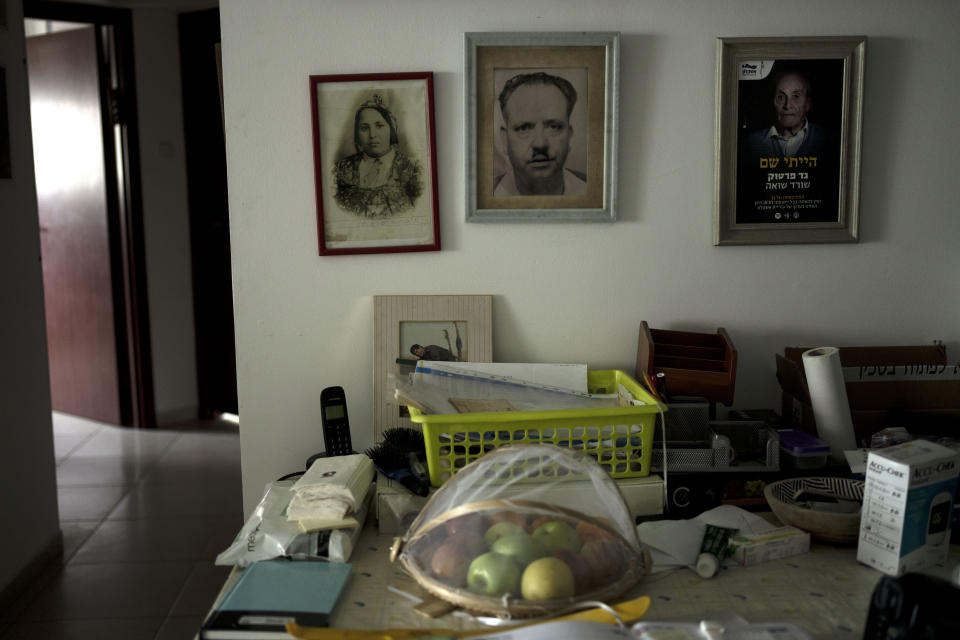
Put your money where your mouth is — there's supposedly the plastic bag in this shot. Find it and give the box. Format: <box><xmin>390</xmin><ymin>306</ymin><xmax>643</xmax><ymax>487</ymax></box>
<box><xmin>215</xmin><ymin>481</ymin><xmax>368</xmax><ymax>566</ymax></box>
<box><xmin>391</xmin><ymin>364</ymin><xmax>628</xmax><ymax>416</ymax></box>
<box><xmin>391</xmin><ymin>444</ymin><xmax>651</xmax><ymax>618</ymax></box>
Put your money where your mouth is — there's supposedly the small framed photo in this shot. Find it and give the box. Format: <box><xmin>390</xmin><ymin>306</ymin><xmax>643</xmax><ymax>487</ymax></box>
<box><xmin>372</xmin><ymin>295</ymin><xmax>492</xmax><ymax>441</ymax></box>
<box><xmin>465</xmin><ymin>32</ymin><xmax>620</xmax><ymax>222</ymax></box>
<box><xmin>714</xmin><ymin>36</ymin><xmax>866</xmax><ymax>245</ymax></box>
<box><xmin>310</xmin><ymin>72</ymin><xmax>441</xmax><ymax>255</ymax></box>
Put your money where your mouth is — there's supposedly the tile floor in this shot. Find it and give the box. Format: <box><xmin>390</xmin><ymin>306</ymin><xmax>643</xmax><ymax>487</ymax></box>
<box><xmin>0</xmin><ymin>412</ymin><xmax>244</xmax><ymax>640</ymax></box>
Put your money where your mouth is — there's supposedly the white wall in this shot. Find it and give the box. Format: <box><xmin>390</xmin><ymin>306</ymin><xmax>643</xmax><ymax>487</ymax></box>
<box><xmin>220</xmin><ymin>0</ymin><xmax>960</xmax><ymax>515</ymax></box>
<box><xmin>0</xmin><ymin>0</ymin><xmax>61</xmax><ymax>590</ymax></box>
<box><xmin>133</xmin><ymin>8</ymin><xmax>200</xmax><ymax>424</ymax></box>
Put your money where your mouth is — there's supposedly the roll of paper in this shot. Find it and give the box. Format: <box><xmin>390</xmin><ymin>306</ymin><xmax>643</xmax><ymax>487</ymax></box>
<box><xmin>802</xmin><ymin>347</ymin><xmax>857</xmax><ymax>462</ymax></box>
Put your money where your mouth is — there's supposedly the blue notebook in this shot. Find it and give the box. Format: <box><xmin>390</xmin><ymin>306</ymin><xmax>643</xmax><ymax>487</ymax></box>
<box><xmin>201</xmin><ymin>560</ymin><xmax>352</xmax><ymax>639</ymax></box>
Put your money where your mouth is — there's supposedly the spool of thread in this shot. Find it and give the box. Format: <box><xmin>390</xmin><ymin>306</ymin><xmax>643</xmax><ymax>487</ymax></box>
<box><xmin>695</xmin><ymin>552</ymin><xmax>719</xmax><ymax>578</ymax></box>
<box><xmin>802</xmin><ymin>347</ymin><xmax>858</xmax><ymax>462</ymax></box>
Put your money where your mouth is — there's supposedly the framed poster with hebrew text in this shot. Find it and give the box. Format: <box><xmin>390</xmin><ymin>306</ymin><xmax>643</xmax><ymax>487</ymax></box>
<box><xmin>715</xmin><ymin>37</ymin><xmax>866</xmax><ymax>245</ymax></box>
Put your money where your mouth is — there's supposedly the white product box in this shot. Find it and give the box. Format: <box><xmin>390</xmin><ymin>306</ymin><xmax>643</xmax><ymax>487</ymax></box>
<box><xmin>857</xmin><ymin>440</ymin><xmax>960</xmax><ymax>576</ymax></box>
<box><xmin>729</xmin><ymin>526</ymin><xmax>811</xmax><ymax>566</ymax></box>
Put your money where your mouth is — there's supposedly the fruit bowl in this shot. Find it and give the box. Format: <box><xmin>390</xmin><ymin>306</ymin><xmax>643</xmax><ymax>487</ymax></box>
<box><xmin>392</xmin><ymin>501</ymin><xmax>650</xmax><ymax>618</ymax></box>
<box><xmin>390</xmin><ymin>445</ymin><xmax>652</xmax><ymax>618</ymax></box>
<box><xmin>763</xmin><ymin>477</ymin><xmax>864</xmax><ymax>544</ymax></box>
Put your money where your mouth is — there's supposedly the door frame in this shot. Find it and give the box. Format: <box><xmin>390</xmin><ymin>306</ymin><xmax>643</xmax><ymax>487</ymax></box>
<box><xmin>25</xmin><ymin>0</ymin><xmax>155</xmax><ymax>427</ymax></box>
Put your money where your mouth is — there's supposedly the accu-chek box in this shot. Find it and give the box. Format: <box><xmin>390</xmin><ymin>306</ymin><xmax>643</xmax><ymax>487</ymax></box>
<box><xmin>857</xmin><ymin>440</ymin><xmax>960</xmax><ymax>576</ymax></box>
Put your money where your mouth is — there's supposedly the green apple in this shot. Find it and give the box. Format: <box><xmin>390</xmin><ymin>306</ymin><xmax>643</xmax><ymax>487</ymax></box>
<box><xmin>490</xmin><ymin>532</ymin><xmax>541</xmax><ymax>568</ymax></box>
<box><xmin>483</xmin><ymin>520</ymin><xmax>526</xmax><ymax>547</ymax></box>
<box><xmin>531</xmin><ymin>520</ymin><xmax>582</xmax><ymax>555</ymax></box>
<box><xmin>466</xmin><ymin>552</ymin><xmax>521</xmax><ymax>596</ymax></box>
<box><xmin>520</xmin><ymin>556</ymin><xmax>575</xmax><ymax>600</ymax></box>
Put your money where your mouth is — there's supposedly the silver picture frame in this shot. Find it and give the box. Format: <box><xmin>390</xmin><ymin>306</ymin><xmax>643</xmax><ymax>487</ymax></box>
<box><xmin>714</xmin><ymin>36</ymin><xmax>866</xmax><ymax>245</ymax></box>
<box><xmin>465</xmin><ymin>32</ymin><xmax>620</xmax><ymax>222</ymax></box>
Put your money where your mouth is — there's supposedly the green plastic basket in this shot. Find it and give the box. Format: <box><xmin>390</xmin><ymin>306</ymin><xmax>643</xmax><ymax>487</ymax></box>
<box><xmin>408</xmin><ymin>370</ymin><xmax>663</xmax><ymax>487</ymax></box>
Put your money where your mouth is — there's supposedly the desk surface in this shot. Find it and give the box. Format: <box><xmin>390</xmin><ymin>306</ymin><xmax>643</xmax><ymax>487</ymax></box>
<box><xmin>328</xmin><ymin>523</ymin><xmax>960</xmax><ymax>639</ymax></box>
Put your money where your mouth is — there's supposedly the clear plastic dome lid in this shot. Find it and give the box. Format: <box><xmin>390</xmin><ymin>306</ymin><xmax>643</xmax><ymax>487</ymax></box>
<box><xmin>391</xmin><ymin>444</ymin><xmax>651</xmax><ymax>618</ymax></box>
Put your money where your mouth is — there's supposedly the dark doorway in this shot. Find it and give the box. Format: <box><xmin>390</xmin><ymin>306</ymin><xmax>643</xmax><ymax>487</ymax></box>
<box><xmin>25</xmin><ymin>1</ymin><xmax>154</xmax><ymax>427</ymax></box>
<box><xmin>179</xmin><ymin>8</ymin><xmax>238</xmax><ymax>417</ymax></box>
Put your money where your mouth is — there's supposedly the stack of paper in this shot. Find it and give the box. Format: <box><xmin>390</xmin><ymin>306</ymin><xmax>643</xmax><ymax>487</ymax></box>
<box><xmin>286</xmin><ymin>454</ymin><xmax>373</xmax><ymax>525</ymax></box>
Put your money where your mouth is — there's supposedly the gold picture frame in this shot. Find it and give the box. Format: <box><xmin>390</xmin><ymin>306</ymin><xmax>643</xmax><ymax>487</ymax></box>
<box><xmin>372</xmin><ymin>295</ymin><xmax>493</xmax><ymax>441</ymax></box>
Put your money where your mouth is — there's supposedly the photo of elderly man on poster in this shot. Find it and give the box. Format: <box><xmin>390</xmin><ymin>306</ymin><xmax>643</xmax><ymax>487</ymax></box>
<box><xmin>735</xmin><ymin>59</ymin><xmax>843</xmax><ymax>225</ymax></box>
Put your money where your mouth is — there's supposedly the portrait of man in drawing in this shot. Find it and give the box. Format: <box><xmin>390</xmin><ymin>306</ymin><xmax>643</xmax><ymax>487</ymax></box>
<box><xmin>492</xmin><ymin>68</ymin><xmax>588</xmax><ymax>198</ymax></box>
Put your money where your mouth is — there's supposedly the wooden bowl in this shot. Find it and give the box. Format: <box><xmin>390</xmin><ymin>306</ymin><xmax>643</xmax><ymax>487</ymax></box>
<box><xmin>763</xmin><ymin>477</ymin><xmax>864</xmax><ymax>544</ymax></box>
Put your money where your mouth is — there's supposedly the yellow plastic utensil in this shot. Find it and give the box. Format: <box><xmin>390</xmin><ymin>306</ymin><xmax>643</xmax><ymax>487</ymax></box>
<box><xmin>286</xmin><ymin>595</ymin><xmax>651</xmax><ymax>640</ymax></box>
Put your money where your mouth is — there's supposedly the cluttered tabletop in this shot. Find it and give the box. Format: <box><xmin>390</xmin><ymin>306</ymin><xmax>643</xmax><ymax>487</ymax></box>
<box><xmin>202</xmin><ymin>335</ymin><xmax>960</xmax><ymax>639</ymax></box>
<box><xmin>331</xmin><ymin>519</ymin><xmax>960</xmax><ymax>638</ymax></box>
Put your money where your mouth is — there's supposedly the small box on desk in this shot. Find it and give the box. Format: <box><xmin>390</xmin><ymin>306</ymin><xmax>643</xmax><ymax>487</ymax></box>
<box><xmin>857</xmin><ymin>440</ymin><xmax>960</xmax><ymax>576</ymax></box>
<box><xmin>778</xmin><ymin>429</ymin><xmax>830</xmax><ymax>469</ymax></box>
<box><xmin>730</xmin><ymin>526</ymin><xmax>810</xmax><ymax>566</ymax></box>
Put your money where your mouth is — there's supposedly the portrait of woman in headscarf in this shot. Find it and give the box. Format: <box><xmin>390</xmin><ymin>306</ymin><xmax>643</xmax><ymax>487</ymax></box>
<box><xmin>333</xmin><ymin>94</ymin><xmax>424</xmax><ymax>217</ymax></box>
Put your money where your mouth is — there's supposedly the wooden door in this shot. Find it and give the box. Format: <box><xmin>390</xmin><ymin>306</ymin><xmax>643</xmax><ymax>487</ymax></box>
<box><xmin>28</xmin><ymin>26</ymin><xmax>122</xmax><ymax>424</ymax></box>
<box><xmin>180</xmin><ymin>9</ymin><xmax>238</xmax><ymax>416</ymax></box>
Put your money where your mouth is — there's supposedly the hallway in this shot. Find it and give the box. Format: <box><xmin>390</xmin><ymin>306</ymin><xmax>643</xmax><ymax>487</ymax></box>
<box><xmin>0</xmin><ymin>412</ymin><xmax>243</xmax><ymax>639</ymax></box>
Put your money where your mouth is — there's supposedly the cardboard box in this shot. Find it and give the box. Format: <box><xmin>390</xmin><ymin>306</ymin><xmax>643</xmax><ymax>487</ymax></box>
<box><xmin>857</xmin><ymin>440</ymin><xmax>960</xmax><ymax>576</ymax></box>
<box><xmin>775</xmin><ymin>345</ymin><xmax>959</xmax><ymax>445</ymax></box>
<box><xmin>729</xmin><ymin>526</ymin><xmax>810</xmax><ymax>566</ymax></box>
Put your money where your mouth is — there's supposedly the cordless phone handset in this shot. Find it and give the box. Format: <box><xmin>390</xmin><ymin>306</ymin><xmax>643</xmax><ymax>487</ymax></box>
<box><xmin>320</xmin><ymin>386</ymin><xmax>353</xmax><ymax>457</ymax></box>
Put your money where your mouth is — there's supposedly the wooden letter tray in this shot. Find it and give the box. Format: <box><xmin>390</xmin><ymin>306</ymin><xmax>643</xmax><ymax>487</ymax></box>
<box><xmin>636</xmin><ymin>321</ymin><xmax>738</xmax><ymax>406</ymax></box>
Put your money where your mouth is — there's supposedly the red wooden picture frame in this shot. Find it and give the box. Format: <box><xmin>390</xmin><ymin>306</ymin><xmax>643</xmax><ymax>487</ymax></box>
<box><xmin>310</xmin><ymin>72</ymin><xmax>440</xmax><ymax>255</ymax></box>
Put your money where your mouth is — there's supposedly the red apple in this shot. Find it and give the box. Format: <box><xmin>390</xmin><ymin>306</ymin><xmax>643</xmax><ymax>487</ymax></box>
<box><xmin>445</xmin><ymin>512</ymin><xmax>488</xmax><ymax>537</ymax></box>
<box><xmin>553</xmin><ymin>548</ymin><xmax>593</xmax><ymax>594</ymax></box>
<box><xmin>575</xmin><ymin>518</ymin><xmax>616</xmax><ymax>543</ymax></box>
<box><xmin>488</xmin><ymin>510</ymin><xmax>529</xmax><ymax>529</ymax></box>
<box><xmin>429</xmin><ymin>538</ymin><xmax>476</xmax><ymax>586</ymax></box>
<box><xmin>580</xmin><ymin>539</ymin><xmax>625</xmax><ymax>580</ymax></box>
